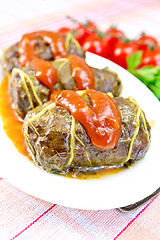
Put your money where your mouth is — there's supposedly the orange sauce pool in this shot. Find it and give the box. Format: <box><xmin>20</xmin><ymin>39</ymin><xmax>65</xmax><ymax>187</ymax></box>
<box><xmin>0</xmin><ymin>76</ymin><xmax>124</xmax><ymax>179</ymax></box>
<box><xmin>0</xmin><ymin>76</ymin><xmax>31</xmax><ymax>159</ymax></box>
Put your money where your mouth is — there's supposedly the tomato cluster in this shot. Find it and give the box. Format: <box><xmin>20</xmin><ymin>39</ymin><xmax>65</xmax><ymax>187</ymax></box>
<box><xmin>57</xmin><ymin>20</ymin><xmax>160</xmax><ymax>69</ymax></box>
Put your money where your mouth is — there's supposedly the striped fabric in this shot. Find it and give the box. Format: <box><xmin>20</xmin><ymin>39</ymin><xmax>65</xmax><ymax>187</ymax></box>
<box><xmin>0</xmin><ymin>0</ymin><xmax>160</xmax><ymax>239</ymax></box>
<box><xmin>0</xmin><ymin>179</ymin><xmax>160</xmax><ymax>240</ymax></box>
<box><xmin>1</xmin><ymin>0</ymin><xmax>160</xmax><ymax>49</ymax></box>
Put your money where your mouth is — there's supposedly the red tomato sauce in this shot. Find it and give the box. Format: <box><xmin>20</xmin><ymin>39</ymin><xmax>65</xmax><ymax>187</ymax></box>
<box><xmin>50</xmin><ymin>89</ymin><xmax>121</xmax><ymax>150</ymax></box>
<box><xmin>30</xmin><ymin>58</ymin><xmax>58</xmax><ymax>92</ymax></box>
<box><xmin>18</xmin><ymin>31</ymin><xmax>67</xmax><ymax>92</ymax></box>
<box><xmin>19</xmin><ymin>31</ymin><xmax>67</xmax><ymax>66</ymax></box>
<box><xmin>68</xmin><ymin>55</ymin><xmax>95</xmax><ymax>89</ymax></box>
<box><xmin>18</xmin><ymin>31</ymin><xmax>95</xmax><ymax>92</ymax></box>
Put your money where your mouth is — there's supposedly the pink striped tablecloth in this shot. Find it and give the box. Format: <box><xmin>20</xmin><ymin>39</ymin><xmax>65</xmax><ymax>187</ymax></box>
<box><xmin>0</xmin><ymin>0</ymin><xmax>160</xmax><ymax>239</ymax></box>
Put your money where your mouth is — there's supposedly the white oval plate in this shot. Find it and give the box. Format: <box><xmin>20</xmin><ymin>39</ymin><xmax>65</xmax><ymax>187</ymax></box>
<box><xmin>0</xmin><ymin>52</ymin><xmax>160</xmax><ymax>210</ymax></box>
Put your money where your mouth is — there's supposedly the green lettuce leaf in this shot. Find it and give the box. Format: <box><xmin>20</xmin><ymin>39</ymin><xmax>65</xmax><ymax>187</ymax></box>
<box><xmin>127</xmin><ymin>50</ymin><xmax>160</xmax><ymax>100</ymax></box>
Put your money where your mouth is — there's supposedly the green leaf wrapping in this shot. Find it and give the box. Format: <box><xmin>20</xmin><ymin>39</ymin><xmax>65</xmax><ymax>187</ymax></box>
<box><xmin>52</xmin><ymin>58</ymin><xmax>122</xmax><ymax>96</ymax></box>
<box><xmin>23</xmin><ymin>97</ymin><xmax>150</xmax><ymax>175</ymax></box>
<box><xmin>9</xmin><ymin>67</ymin><xmax>50</xmax><ymax>118</ymax></box>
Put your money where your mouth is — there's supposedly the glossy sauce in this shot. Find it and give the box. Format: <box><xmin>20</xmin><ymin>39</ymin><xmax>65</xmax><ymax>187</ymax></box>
<box><xmin>18</xmin><ymin>31</ymin><xmax>95</xmax><ymax>92</ymax></box>
<box><xmin>19</xmin><ymin>31</ymin><xmax>67</xmax><ymax>66</ymax></box>
<box><xmin>19</xmin><ymin>31</ymin><xmax>67</xmax><ymax>92</ymax></box>
<box><xmin>50</xmin><ymin>90</ymin><xmax>121</xmax><ymax>150</ymax></box>
<box><xmin>0</xmin><ymin>77</ymin><xmax>123</xmax><ymax>179</ymax></box>
<box><xmin>30</xmin><ymin>58</ymin><xmax>58</xmax><ymax>92</ymax></box>
<box><xmin>68</xmin><ymin>55</ymin><xmax>95</xmax><ymax>89</ymax></box>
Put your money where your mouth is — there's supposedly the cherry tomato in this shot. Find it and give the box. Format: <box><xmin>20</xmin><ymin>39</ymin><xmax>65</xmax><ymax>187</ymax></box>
<box><xmin>106</xmin><ymin>27</ymin><xmax>125</xmax><ymax>37</ymax></box>
<box><xmin>106</xmin><ymin>27</ymin><xmax>125</xmax><ymax>59</ymax></box>
<box><xmin>74</xmin><ymin>22</ymin><xmax>97</xmax><ymax>45</ymax></box>
<box><xmin>84</xmin><ymin>21</ymin><xmax>97</xmax><ymax>31</ymax></box>
<box><xmin>141</xmin><ymin>46</ymin><xmax>160</xmax><ymax>67</ymax></box>
<box><xmin>137</xmin><ymin>33</ymin><xmax>158</xmax><ymax>46</ymax></box>
<box><xmin>111</xmin><ymin>39</ymin><xmax>139</xmax><ymax>69</ymax></box>
<box><xmin>136</xmin><ymin>33</ymin><xmax>158</xmax><ymax>52</ymax></box>
<box><xmin>82</xmin><ymin>33</ymin><xmax>110</xmax><ymax>58</ymax></box>
<box><xmin>57</xmin><ymin>27</ymin><xmax>71</xmax><ymax>35</ymax></box>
